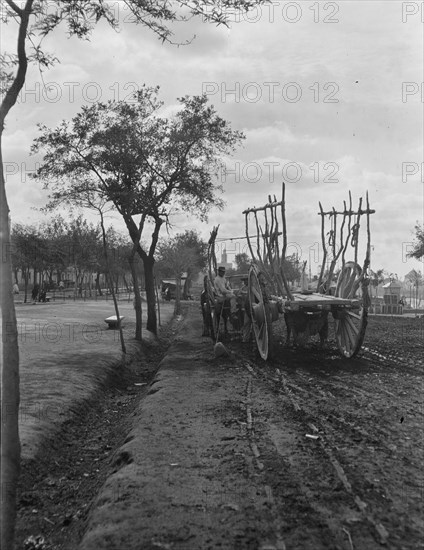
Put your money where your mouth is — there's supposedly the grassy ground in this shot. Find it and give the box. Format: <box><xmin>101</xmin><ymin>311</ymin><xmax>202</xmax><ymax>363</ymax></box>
<box><xmin>13</xmin><ymin>299</ymin><xmax>175</xmax><ymax>459</ymax></box>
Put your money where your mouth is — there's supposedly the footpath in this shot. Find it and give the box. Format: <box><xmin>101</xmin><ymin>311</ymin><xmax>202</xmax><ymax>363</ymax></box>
<box><xmin>78</xmin><ymin>306</ymin><xmax>288</xmax><ymax>550</ymax></box>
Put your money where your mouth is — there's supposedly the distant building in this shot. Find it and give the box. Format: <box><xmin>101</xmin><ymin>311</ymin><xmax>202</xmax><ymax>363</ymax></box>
<box><xmin>381</xmin><ymin>281</ymin><xmax>403</xmax><ymax>315</ymax></box>
<box><xmin>369</xmin><ymin>295</ymin><xmax>384</xmax><ymax>315</ymax></box>
<box><xmin>219</xmin><ymin>248</ymin><xmax>233</xmax><ymax>270</ymax></box>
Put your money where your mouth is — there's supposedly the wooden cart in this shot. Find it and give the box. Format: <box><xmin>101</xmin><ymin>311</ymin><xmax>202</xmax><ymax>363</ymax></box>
<box><xmin>244</xmin><ymin>183</ymin><xmax>375</xmax><ymax>359</ymax></box>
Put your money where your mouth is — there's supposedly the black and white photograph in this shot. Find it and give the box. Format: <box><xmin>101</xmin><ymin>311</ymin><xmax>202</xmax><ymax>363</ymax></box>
<box><xmin>1</xmin><ymin>1</ymin><xmax>423</xmax><ymax>549</ymax></box>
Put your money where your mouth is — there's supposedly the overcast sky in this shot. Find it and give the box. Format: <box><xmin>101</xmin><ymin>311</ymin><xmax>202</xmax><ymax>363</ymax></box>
<box><xmin>3</xmin><ymin>1</ymin><xmax>423</xmax><ymax>278</ymax></box>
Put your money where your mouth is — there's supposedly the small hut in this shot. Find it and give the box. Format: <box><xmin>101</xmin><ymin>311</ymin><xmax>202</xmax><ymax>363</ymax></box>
<box><xmin>381</xmin><ymin>281</ymin><xmax>403</xmax><ymax>315</ymax></box>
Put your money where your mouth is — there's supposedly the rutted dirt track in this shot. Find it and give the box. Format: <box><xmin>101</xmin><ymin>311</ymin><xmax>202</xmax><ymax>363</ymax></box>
<box><xmin>228</xmin><ymin>314</ymin><xmax>424</xmax><ymax>549</ymax></box>
<box><xmin>15</xmin><ymin>306</ymin><xmax>423</xmax><ymax>550</ymax></box>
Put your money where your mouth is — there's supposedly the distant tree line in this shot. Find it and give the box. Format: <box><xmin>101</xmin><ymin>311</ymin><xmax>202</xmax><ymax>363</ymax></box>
<box><xmin>11</xmin><ymin>215</ymin><xmax>138</xmax><ymax>302</ymax></box>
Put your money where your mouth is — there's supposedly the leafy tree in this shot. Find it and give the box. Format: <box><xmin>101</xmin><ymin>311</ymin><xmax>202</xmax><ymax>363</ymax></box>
<box><xmin>11</xmin><ymin>216</ymin><xmax>111</xmax><ymax>298</ymax></box>
<box><xmin>282</xmin><ymin>254</ymin><xmax>302</xmax><ymax>284</ymax></box>
<box><xmin>43</xmin><ymin>181</ymin><xmax>139</xmax><ymax>339</ymax></box>
<box><xmin>157</xmin><ymin>236</ymin><xmax>198</xmax><ymax>315</ymax></box>
<box><xmin>234</xmin><ymin>252</ymin><xmax>251</xmax><ymax>274</ymax></box>
<box><xmin>370</xmin><ymin>268</ymin><xmax>386</xmax><ymax>297</ymax></box>
<box><xmin>408</xmin><ymin>223</ymin><xmax>424</xmax><ymax>260</ymax></box>
<box><xmin>0</xmin><ymin>1</ymin><xmax>267</xmax><ymax>546</ymax></box>
<box><xmin>170</xmin><ymin>230</ymin><xmax>207</xmax><ymax>299</ymax></box>
<box><xmin>10</xmin><ymin>223</ymin><xmax>46</xmax><ymax>302</ymax></box>
<box><xmin>65</xmin><ymin>217</ymin><xmax>101</xmax><ymax>296</ymax></box>
<box><xmin>156</xmin><ymin>230</ymin><xmax>207</xmax><ymax>300</ymax></box>
<box><xmin>38</xmin><ymin>215</ymin><xmax>70</xmax><ymax>288</ymax></box>
<box><xmin>32</xmin><ymin>89</ymin><xmax>244</xmax><ymax>334</ymax></box>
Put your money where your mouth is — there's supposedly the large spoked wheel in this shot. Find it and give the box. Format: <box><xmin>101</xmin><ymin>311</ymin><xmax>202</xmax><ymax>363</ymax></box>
<box><xmin>334</xmin><ymin>262</ymin><xmax>368</xmax><ymax>358</ymax></box>
<box><xmin>248</xmin><ymin>266</ymin><xmax>273</xmax><ymax>360</ymax></box>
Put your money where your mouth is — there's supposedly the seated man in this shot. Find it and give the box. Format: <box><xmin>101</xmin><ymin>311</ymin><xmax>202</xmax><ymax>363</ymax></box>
<box><xmin>214</xmin><ymin>266</ymin><xmax>237</xmax><ymax>321</ymax></box>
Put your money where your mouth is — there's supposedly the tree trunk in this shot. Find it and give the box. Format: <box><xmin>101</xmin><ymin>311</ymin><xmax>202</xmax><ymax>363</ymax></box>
<box><xmin>23</xmin><ymin>270</ymin><xmax>29</xmax><ymax>303</ymax></box>
<box><xmin>123</xmin><ymin>214</ymin><xmax>161</xmax><ymax>335</ymax></box>
<box><xmin>0</xmin><ymin>4</ymin><xmax>34</xmax><ymax>546</ymax></box>
<box><xmin>123</xmin><ymin>273</ymin><xmax>130</xmax><ymax>293</ymax></box>
<box><xmin>174</xmin><ymin>275</ymin><xmax>182</xmax><ymax>316</ymax></box>
<box><xmin>73</xmin><ymin>269</ymin><xmax>79</xmax><ymax>298</ymax></box>
<box><xmin>128</xmin><ymin>252</ymin><xmax>142</xmax><ymax>341</ymax></box>
<box><xmin>0</xmin><ymin>155</ymin><xmax>21</xmax><ymax>550</ymax></box>
<box><xmin>183</xmin><ymin>273</ymin><xmax>194</xmax><ymax>300</ymax></box>
<box><xmin>143</xmin><ymin>256</ymin><xmax>157</xmax><ymax>334</ymax></box>
<box><xmin>99</xmin><ymin>214</ymin><xmax>126</xmax><ymax>354</ymax></box>
<box><xmin>95</xmin><ymin>272</ymin><xmax>102</xmax><ymax>296</ymax></box>
<box><xmin>87</xmin><ymin>271</ymin><xmax>92</xmax><ymax>297</ymax></box>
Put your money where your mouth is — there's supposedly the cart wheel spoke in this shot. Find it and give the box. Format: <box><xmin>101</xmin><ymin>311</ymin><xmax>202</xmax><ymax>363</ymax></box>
<box><xmin>338</xmin><ymin>320</ymin><xmax>349</xmax><ymax>351</ymax></box>
<box><xmin>344</xmin><ymin>313</ymin><xmax>360</xmax><ymax>338</ymax></box>
<box><xmin>251</xmin><ymin>286</ymin><xmax>262</xmax><ymax>302</ymax></box>
<box><xmin>334</xmin><ymin>262</ymin><xmax>368</xmax><ymax>358</ymax></box>
<box><xmin>347</xmin><ymin>309</ymin><xmax>362</xmax><ymax>321</ymax></box>
<box><xmin>343</xmin><ymin>319</ymin><xmax>358</xmax><ymax>348</ymax></box>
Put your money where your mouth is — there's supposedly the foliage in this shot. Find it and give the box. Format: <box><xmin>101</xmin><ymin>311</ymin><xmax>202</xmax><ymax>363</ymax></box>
<box><xmin>282</xmin><ymin>254</ymin><xmax>302</xmax><ymax>283</ymax></box>
<box><xmin>32</xmin><ymin>88</ymin><xmax>244</xmax><ymax>332</ymax></box>
<box><xmin>158</xmin><ymin>237</ymin><xmax>198</xmax><ymax>277</ymax></box>
<box><xmin>405</xmin><ymin>269</ymin><xmax>422</xmax><ymax>286</ymax></box>
<box><xmin>11</xmin><ymin>223</ymin><xmax>47</xmax><ymax>273</ymax></box>
<box><xmin>157</xmin><ymin>234</ymin><xmax>199</xmax><ymax>314</ymax></box>
<box><xmin>10</xmin><ymin>217</ymin><xmax>133</xmax><ymax>293</ymax></box>
<box><xmin>32</xmin><ymin>88</ymin><xmax>240</xmax><ymax>220</ymax></box>
<box><xmin>407</xmin><ymin>223</ymin><xmax>424</xmax><ymax>260</ymax></box>
<box><xmin>157</xmin><ymin>230</ymin><xmax>207</xmax><ymax>302</ymax></box>
<box><xmin>370</xmin><ymin>268</ymin><xmax>386</xmax><ymax>296</ymax></box>
<box><xmin>1</xmin><ymin>0</ymin><xmax>270</xmax><ymax>80</ymax></box>
<box><xmin>234</xmin><ymin>252</ymin><xmax>251</xmax><ymax>274</ymax></box>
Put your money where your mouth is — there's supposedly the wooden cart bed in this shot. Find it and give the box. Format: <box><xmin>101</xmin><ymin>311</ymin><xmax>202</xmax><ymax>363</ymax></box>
<box><xmin>284</xmin><ymin>293</ymin><xmax>360</xmax><ymax>310</ymax></box>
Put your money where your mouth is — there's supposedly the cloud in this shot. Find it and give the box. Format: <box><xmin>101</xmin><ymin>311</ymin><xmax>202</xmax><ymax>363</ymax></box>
<box><xmin>3</xmin><ymin>0</ymin><xmax>422</xmax><ymax>279</ymax></box>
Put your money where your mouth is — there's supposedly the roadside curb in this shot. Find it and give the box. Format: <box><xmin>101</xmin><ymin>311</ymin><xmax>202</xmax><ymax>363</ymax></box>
<box><xmin>78</xmin><ymin>307</ymin><xmax>256</xmax><ymax>550</ymax></box>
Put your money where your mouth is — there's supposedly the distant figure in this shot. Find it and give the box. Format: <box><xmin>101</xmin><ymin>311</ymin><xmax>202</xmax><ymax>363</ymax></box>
<box><xmin>59</xmin><ymin>280</ymin><xmax>65</xmax><ymax>291</ymax></box>
<box><xmin>13</xmin><ymin>283</ymin><xmax>19</xmax><ymax>295</ymax></box>
<box><xmin>31</xmin><ymin>283</ymin><xmax>40</xmax><ymax>304</ymax></box>
<box><xmin>39</xmin><ymin>284</ymin><xmax>47</xmax><ymax>303</ymax></box>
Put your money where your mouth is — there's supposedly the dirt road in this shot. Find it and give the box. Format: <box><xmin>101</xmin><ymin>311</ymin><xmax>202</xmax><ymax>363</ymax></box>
<box><xmin>14</xmin><ymin>305</ymin><xmax>423</xmax><ymax>550</ymax></box>
<box><xmin>227</xmin><ymin>314</ymin><xmax>424</xmax><ymax>549</ymax></box>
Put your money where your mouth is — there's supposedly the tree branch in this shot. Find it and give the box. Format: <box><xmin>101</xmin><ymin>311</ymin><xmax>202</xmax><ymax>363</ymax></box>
<box><xmin>0</xmin><ymin>0</ymin><xmax>33</xmax><ymax>128</ymax></box>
